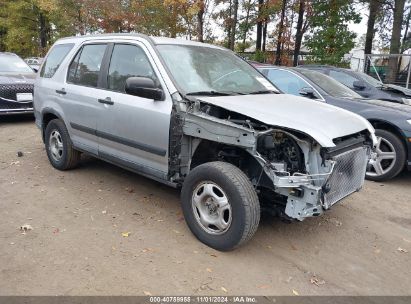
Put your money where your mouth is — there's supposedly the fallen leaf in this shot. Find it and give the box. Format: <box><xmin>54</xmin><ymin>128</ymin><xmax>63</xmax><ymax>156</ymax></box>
<box><xmin>102</xmin><ymin>210</ymin><xmax>107</xmax><ymax>214</ymax></box>
<box><xmin>173</xmin><ymin>229</ymin><xmax>180</xmax><ymax>234</ymax></box>
<box><xmin>258</xmin><ymin>284</ymin><xmax>270</xmax><ymax>289</ymax></box>
<box><xmin>143</xmin><ymin>291</ymin><xmax>152</xmax><ymax>296</ymax></box>
<box><xmin>292</xmin><ymin>289</ymin><xmax>299</xmax><ymax>296</ymax></box>
<box><xmin>397</xmin><ymin>247</ymin><xmax>408</xmax><ymax>253</ymax></box>
<box><xmin>403</xmin><ymin>238</ymin><xmax>411</xmax><ymax>243</ymax></box>
<box><xmin>20</xmin><ymin>224</ymin><xmax>33</xmax><ymax>233</ymax></box>
<box><xmin>310</xmin><ymin>276</ymin><xmax>325</xmax><ymax>286</ymax></box>
<box><xmin>122</xmin><ymin>232</ymin><xmax>131</xmax><ymax>237</ymax></box>
<box><xmin>291</xmin><ymin>244</ymin><xmax>298</xmax><ymax>251</ymax></box>
<box><xmin>221</xmin><ymin>287</ymin><xmax>228</xmax><ymax>293</ymax></box>
<box><xmin>10</xmin><ymin>161</ymin><xmax>20</xmax><ymax>165</ymax></box>
<box><xmin>266</xmin><ymin>245</ymin><xmax>272</xmax><ymax>249</ymax></box>
<box><xmin>206</xmin><ymin>268</ymin><xmax>212</xmax><ymax>273</ymax></box>
<box><xmin>210</xmin><ymin>253</ymin><xmax>218</xmax><ymax>258</ymax></box>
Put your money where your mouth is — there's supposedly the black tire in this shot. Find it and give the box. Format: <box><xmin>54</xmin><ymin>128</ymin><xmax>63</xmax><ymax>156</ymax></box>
<box><xmin>181</xmin><ymin>161</ymin><xmax>260</xmax><ymax>251</ymax></box>
<box><xmin>44</xmin><ymin>119</ymin><xmax>81</xmax><ymax>170</ymax></box>
<box><xmin>366</xmin><ymin>129</ymin><xmax>406</xmax><ymax>181</ymax></box>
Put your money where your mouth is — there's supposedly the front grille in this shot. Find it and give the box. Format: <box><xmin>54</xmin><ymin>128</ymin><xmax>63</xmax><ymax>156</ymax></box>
<box><xmin>0</xmin><ymin>83</ymin><xmax>33</xmax><ymax>101</ymax></box>
<box><xmin>323</xmin><ymin>147</ymin><xmax>368</xmax><ymax>209</ymax></box>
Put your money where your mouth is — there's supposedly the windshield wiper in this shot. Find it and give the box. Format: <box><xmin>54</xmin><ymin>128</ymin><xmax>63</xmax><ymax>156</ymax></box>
<box><xmin>186</xmin><ymin>91</ymin><xmax>234</xmax><ymax>96</ymax></box>
<box><xmin>246</xmin><ymin>90</ymin><xmax>277</xmax><ymax>95</ymax></box>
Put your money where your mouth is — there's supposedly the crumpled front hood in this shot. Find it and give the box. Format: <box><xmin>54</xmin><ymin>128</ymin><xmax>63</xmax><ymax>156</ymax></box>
<box><xmin>0</xmin><ymin>73</ymin><xmax>35</xmax><ymax>85</ymax></box>
<box><xmin>197</xmin><ymin>94</ymin><xmax>375</xmax><ymax>147</ymax></box>
<box><xmin>382</xmin><ymin>84</ymin><xmax>411</xmax><ymax>97</ymax></box>
<box><xmin>357</xmin><ymin>98</ymin><xmax>411</xmax><ymax>113</ymax></box>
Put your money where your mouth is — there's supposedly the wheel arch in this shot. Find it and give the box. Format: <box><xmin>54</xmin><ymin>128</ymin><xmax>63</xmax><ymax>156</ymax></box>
<box><xmin>41</xmin><ymin>108</ymin><xmax>63</xmax><ymax>142</ymax></box>
<box><xmin>368</xmin><ymin>119</ymin><xmax>408</xmax><ymax>152</ymax></box>
<box><xmin>189</xmin><ymin>139</ymin><xmax>273</xmax><ymax>189</ymax></box>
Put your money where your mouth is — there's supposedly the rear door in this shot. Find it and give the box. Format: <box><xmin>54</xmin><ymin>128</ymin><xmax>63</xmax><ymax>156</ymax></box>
<box><xmin>61</xmin><ymin>43</ymin><xmax>109</xmax><ymax>155</ymax></box>
<box><xmin>96</xmin><ymin>41</ymin><xmax>172</xmax><ymax>179</ymax></box>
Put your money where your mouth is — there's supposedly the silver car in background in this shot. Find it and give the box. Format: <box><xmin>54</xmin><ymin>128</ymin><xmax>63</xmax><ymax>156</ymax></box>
<box><xmin>34</xmin><ymin>34</ymin><xmax>376</xmax><ymax>250</ymax></box>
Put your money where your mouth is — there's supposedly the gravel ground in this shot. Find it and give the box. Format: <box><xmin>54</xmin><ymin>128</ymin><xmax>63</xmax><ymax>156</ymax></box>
<box><xmin>0</xmin><ymin>116</ymin><xmax>410</xmax><ymax>296</ymax></box>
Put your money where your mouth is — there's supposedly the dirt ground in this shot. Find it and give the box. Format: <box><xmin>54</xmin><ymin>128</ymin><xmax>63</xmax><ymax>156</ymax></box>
<box><xmin>0</xmin><ymin>116</ymin><xmax>410</xmax><ymax>296</ymax></box>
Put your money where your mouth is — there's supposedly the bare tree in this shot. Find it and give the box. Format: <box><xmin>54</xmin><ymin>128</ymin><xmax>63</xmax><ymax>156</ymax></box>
<box><xmin>275</xmin><ymin>0</ymin><xmax>286</xmax><ymax>65</ymax></box>
<box><xmin>386</xmin><ymin>0</ymin><xmax>406</xmax><ymax>83</ymax></box>
<box><xmin>364</xmin><ymin>0</ymin><xmax>381</xmax><ymax>73</ymax></box>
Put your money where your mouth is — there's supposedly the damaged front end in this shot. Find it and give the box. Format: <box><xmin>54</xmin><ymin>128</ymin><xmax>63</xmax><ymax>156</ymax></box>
<box><xmin>177</xmin><ymin>99</ymin><xmax>374</xmax><ymax>221</ymax></box>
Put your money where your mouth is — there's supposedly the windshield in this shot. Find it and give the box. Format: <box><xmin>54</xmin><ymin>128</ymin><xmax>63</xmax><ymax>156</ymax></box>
<box><xmin>156</xmin><ymin>44</ymin><xmax>278</xmax><ymax>95</ymax></box>
<box><xmin>357</xmin><ymin>72</ymin><xmax>383</xmax><ymax>87</ymax></box>
<box><xmin>298</xmin><ymin>69</ymin><xmax>362</xmax><ymax>98</ymax></box>
<box><xmin>0</xmin><ymin>55</ymin><xmax>33</xmax><ymax>73</ymax></box>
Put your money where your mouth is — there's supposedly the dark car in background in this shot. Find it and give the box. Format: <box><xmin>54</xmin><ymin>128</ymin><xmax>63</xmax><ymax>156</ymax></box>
<box><xmin>0</xmin><ymin>52</ymin><xmax>35</xmax><ymax>115</ymax></box>
<box><xmin>300</xmin><ymin>65</ymin><xmax>411</xmax><ymax>105</ymax></box>
<box><xmin>257</xmin><ymin>65</ymin><xmax>411</xmax><ymax>181</ymax></box>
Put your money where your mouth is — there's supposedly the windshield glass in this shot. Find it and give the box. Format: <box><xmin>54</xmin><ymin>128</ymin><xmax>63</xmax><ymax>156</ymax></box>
<box><xmin>298</xmin><ymin>69</ymin><xmax>362</xmax><ymax>98</ymax></box>
<box><xmin>156</xmin><ymin>44</ymin><xmax>278</xmax><ymax>95</ymax></box>
<box><xmin>357</xmin><ymin>72</ymin><xmax>383</xmax><ymax>87</ymax></box>
<box><xmin>0</xmin><ymin>55</ymin><xmax>33</xmax><ymax>73</ymax></box>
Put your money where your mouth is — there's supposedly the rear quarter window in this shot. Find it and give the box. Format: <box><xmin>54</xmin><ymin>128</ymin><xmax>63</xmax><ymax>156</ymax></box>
<box><xmin>40</xmin><ymin>43</ymin><xmax>74</xmax><ymax>78</ymax></box>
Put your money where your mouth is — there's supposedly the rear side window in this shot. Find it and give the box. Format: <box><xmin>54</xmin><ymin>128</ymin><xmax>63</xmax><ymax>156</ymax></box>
<box><xmin>108</xmin><ymin>44</ymin><xmax>157</xmax><ymax>92</ymax></box>
<box><xmin>329</xmin><ymin>70</ymin><xmax>358</xmax><ymax>89</ymax></box>
<box><xmin>40</xmin><ymin>43</ymin><xmax>74</xmax><ymax>78</ymax></box>
<box><xmin>67</xmin><ymin>44</ymin><xmax>107</xmax><ymax>88</ymax></box>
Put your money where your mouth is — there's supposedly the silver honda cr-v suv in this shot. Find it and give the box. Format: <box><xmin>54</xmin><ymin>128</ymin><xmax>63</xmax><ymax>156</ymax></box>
<box><xmin>34</xmin><ymin>34</ymin><xmax>376</xmax><ymax>251</ymax></box>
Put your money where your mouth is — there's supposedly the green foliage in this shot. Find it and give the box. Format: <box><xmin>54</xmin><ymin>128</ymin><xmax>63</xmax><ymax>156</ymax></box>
<box><xmin>305</xmin><ymin>0</ymin><xmax>361</xmax><ymax>65</ymax></box>
<box><xmin>253</xmin><ymin>49</ymin><xmax>266</xmax><ymax>62</ymax></box>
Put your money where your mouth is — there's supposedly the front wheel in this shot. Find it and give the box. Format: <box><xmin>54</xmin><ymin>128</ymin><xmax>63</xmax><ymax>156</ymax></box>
<box><xmin>181</xmin><ymin>161</ymin><xmax>260</xmax><ymax>251</ymax></box>
<box><xmin>366</xmin><ymin>129</ymin><xmax>406</xmax><ymax>181</ymax></box>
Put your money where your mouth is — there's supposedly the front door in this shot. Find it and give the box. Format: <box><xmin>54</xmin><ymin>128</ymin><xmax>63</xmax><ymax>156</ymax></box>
<box><xmin>96</xmin><ymin>42</ymin><xmax>172</xmax><ymax>180</ymax></box>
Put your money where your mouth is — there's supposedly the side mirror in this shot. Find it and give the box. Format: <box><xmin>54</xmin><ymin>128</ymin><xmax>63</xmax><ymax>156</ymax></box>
<box><xmin>125</xmin><ymin>77</ymin><xmax>164</xmax><ymax>101</ymax></box>
<box><xmin>32</xmin><ymin>67</ymin><xmax>38</xmax><ymax>73</ymax></box>
<box><xmin>299</xmin><ymin>87</ymin><xmax>317</xmax><ymax>99</ymax></box>
<box><xmin>353</xmin><ymin>80</ymin><xmax>366</xmax><ymax>90</ymax></box>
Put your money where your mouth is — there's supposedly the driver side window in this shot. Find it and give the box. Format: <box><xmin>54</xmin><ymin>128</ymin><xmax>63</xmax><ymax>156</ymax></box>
<box><xmin>263</xmin><ymin>69</ymin><xmax>310</xmax><ymax>96</ymax></box>
<box><xmin>108</xmin><ymin>44</ymin><xmax>157</xmax><ymax>93</ymax></box>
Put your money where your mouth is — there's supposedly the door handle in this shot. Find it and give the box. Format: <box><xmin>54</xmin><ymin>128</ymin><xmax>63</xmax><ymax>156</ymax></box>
<box><xmin>98</xmin><ymin>97</ymin><xmax>114</xmax><ymax>105</ymax></box>
<box><xmin>55</xmin><ymin>89</ymin><xmax>66</xmax><ymax>95</ymax></box>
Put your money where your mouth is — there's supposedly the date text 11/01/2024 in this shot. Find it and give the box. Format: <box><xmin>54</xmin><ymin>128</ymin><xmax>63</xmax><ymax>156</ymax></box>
<box><xmin>149</xmin><ymin>296</ymin><xmax>257</xmax><ymax>303</ymax></box>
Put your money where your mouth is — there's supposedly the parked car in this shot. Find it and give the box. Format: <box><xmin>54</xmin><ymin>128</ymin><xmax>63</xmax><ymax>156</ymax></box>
<box><xmin>300</xmin><ymin>65</ymin><xmax>411</xmax><ymax>105</ymax></box>
<box><xmin>0</xmin><ymin>52</ymin><xmax>36</xmax><ymax>115</ymax></box>
<box><xmin>34</xmin><ymin>34</ymin><xmax>375</xmax><ymax>250</ymax></box>
<box><xmin>24</xmin><ymin>57</ymin><xmax>43</xmax><ymax>72</ymax></box>
<box><xmin>257</xmin><ymin>65</ymin><xmax>411</xmax><ymax>181</ymax></box>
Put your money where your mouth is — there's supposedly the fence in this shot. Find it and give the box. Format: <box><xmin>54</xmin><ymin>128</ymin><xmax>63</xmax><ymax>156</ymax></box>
<box><xmin>363</xmin><ymin>54</ymin><xmax>411</xmax><ymax>88</ymax></box>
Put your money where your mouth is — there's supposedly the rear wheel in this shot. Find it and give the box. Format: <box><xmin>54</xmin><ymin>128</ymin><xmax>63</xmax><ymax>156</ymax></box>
<box><xmin>366</xmin><ymin>129</ymin><xmax>406</xmax><ymax>181</ymax></box>
<box><xmin>45</xmin><ymin>119</ymin><xmax>81</xmax><ymax>170</ymax></box>
<box><xmin>181</xmin><ymin>161</ymin><xmax>260</xmax><ymax>251</ymax></box>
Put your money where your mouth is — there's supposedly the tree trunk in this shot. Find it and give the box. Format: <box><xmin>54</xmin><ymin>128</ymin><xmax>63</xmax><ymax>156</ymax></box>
<box><xmin>39</xmin><ymin>12</ymin><xmax>49</xmax><ymax>55</ymax></box>
<box><xmin>275</xmin><ymin>0</ymin><xmax>286</xmax><ymax>65</ymax></box>
<box><xmin>229</xmin><ymin>0</ymin><xmax>239</xmax><ymax>50</ymax></box>
<box><xmin>241</xmin><ymin>0</ymin><xmax>252</xmax><ymax>51</ymax></box>
<box><xmin>262</xmin><ymin>20</ymin><xmax>267</xmax><ymax>52</ymax></box>
<box><xmin>364</xmin><ymin>0</ymin><xmax>380</xmax><ymax>73</ymax></box>
<box><xmin>386</xmin><ymin>0</ymin><xmax>406</xmax><ymax>84</ymax></box>
<box><xmin>256</xmin><ymin>0</ymin><xmax>264</xmax><ymax>51</ymax></box>
<box><xmin>293</xmin><ymin>0</ymin><xmax>305</xmax><ymax>66</ymax></box>
<box><xmin>197</xmin><ymin>0</ymin><xmax>205</xmax><ymax>42</ymax></box>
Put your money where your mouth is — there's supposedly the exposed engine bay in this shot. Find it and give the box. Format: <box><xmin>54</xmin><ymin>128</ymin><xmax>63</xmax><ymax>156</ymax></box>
<box><xmin>257</xmin><ymin>132</ymin><xmax>305</xmax><ymax>174</ymax></box>
<box><xmin>173</xmin><ymin>96</ymin><xmax>375</xmax><ymax>221</ymax></box>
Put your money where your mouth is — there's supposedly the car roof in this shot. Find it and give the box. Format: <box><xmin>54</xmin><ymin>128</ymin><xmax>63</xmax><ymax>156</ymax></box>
<box><xmin>0</xmin><ymin>52</ymin><xmax>19</xmax><ymax>57</ymax></box>
<box><xmin>55</xmin><ymin>33</ymin><xmax>225</xmax><ymax>50</ymax></box>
